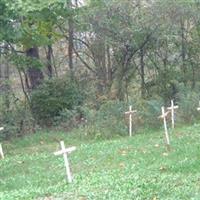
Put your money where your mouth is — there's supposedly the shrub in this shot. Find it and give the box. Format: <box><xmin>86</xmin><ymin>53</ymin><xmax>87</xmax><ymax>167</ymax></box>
<box><xmin>176</xmin><ymin>84</ymin><xmax>200</xmax><ymax>123</ymax></box>
<box><xmin>0</xmin><ymin>101</ymin><xmax>34</xmax><ymax>140</ymax></box>
<box><xmin>134</xmin><ymin>98</ymin><xmax>164</xmax><ymax>129</ymax></box>
<box><xmin>30</xmin><ymin>78</ymin><xmax>84</xmax><ymax>126</ymax></box>
<box><xmin>96</xmin><ymin>100</ymin><xmax>127</xmax><ymax>136</ymax></box>
<box><xmin>79</xmin><ymin>101</ymin><xmax>128</xmax><ymax>139</ymax></box>
<box><xmin>79</xmin><ymin>98</ymin><xmax>165</xmax><ymax>139</ymax></box>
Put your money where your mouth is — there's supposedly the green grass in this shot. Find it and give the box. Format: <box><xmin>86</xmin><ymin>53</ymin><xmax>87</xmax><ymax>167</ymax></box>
<box><xmin>1</xmin><ymin>124</ymin><xmax>200</xmax><ymax>200</ymax></box>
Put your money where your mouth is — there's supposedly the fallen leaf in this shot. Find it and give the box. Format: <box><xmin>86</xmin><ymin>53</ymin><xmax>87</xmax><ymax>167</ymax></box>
<box><xmin>17</xmin><ymin>161</ymin><xmax>24</xmax><ymax>164</ymax></box>
<box><xmin>119</xmin><ymin>163</ymin><xmax>125</xmax><ymax>168</ymax></box>
<box><xmin>119</xmin><ymin>149</ymin><xmax>127</xmax><ymax>156</ymax></box>
<box><xmin>162</xmin><ymin>152</ymin><xmax>168</xmax><ymax>156</ymax></box>
<box><xmin>159</xmin><ymin>166</ymin><xmax>167</xmax><ymax>171</ymax></box>
<box><xmin>79</xmin><ymin>196</ymin><xmax>87</xmax><ymax>200</ymax></box>
<box><xmin>121</xmin><ymin>150</ymin><xmax>127</xmax><ymax>156</ymax></box>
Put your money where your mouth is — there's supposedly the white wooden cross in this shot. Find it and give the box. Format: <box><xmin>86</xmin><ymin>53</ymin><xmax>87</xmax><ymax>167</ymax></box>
<box><xmin>167</xmin><ymin>100</ymin><xmax>179</xmax><ymax>129</ymax></box>
<box><xmin>0</xmin><ymin>127</ymin><xmax>4</xmax><ymax>159</ymax></box>
<box><xmin>159</xmin><ymin>107</ymin><xmax>170</xmax><ymax>148</ymax></box>
<box><xmin>0</xmin><ymin>143</ymin><xmax>4</xmax><ymax>159</ymax></box>
<box><xmin>125</xmin><ymin>105</ymin><xmax>137</xmax><ymax>137</ymax></box>
<box><xmin>197</xmin><ymin>101</ymin><xmax>200</xmax><ymax>111</ymax></box>
<box><xmin>54</xmin><ymin>141</ymin><xmax>76</xmax><ymax>183</ymax></box>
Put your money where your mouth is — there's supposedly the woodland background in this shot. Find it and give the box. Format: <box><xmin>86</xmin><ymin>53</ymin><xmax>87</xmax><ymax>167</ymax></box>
<box><xmin>1</xmin><ymin>0</ymin><xmax>200</xmax><ymax>139</ymax></box>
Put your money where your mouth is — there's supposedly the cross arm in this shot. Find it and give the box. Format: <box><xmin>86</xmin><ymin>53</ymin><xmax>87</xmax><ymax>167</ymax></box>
<box><xmin>54</xmin><ymin>146</ymin><xmax>76</xmax><ymax>156</ymax></box>
<box><xmin>158</xmin><ymin>111</ymin><xmax>170</xmax><ymax>119</ymax></box>
<box><xmin>167</xmin><ymin>105</ymin><xmax>179</xmax><ymax>110</ymax></box>
<box><xmin>125</xmin><ymin>110</ymin><xmax>137</xmax><ymax>115</ymax></box>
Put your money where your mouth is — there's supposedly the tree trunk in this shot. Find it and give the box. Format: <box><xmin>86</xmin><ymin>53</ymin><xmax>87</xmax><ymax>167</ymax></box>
<box><xmin>26</xmin><ymin>47</ymin><xmax>44</xmax><ymax>90</ymax></box>
<box><xmin>4</xmin><ymin>54</ymin><xmax>10</xmax><ymax>110</ymax></box>
<box><xmin>106</xmin><ymin>45</ymin><xmax>113</xmax><ymax>90</ymax></box>
<box><xmin>92</xmin><ymin>39</ymin><xmax>107</xmax><ymax>95</ymax></box>
<box><xmin>116</xmin><ymin>71</ymin><xmax>125</xmax><ymax>101</ymax></box>
<box><xmin>68</xmin><ymin>0</ymin><xmax>74</xmax><ymax>79</ymax></box>
<box><xmin>140</xmin><ymin>48</ymin><xmax>146</xmax><ymax>98</ymax></box>
<box><xmin>181</xmin><ymin>20</ymin><xmax>187</xmax><ymax>86</ymax></box>
<box><xmin>0</xmin><ymin>44</ymin><xmax>11</xmax><ymax>110</ymax></box>
<box><xmin>46</xmin><ymin>44</ymin><xmax>53</xmax><ymax>78</ymax></box>
<box><xmin>115</xmin><ymin>45</ymin><xmax>134</xmax><ymax>101</ymax></box>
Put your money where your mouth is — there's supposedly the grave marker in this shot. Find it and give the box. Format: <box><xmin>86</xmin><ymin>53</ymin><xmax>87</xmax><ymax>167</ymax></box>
<box><xmin>0</xmin><ymin>127</ymin><xmax>4</xmax><ymax>159</ymax></box>
<box><xmin>167</xmin><ymin>100</ymin><xmax>179</xmax><ymax>129</ymax></box>
<box><xmin>0</xmin><ymin>143</ymin><xmax>4</xmax><ymax>159</ymax></box>
<box><xmin>54</xmin><ymin>141</ymin><xmax>76</xmax><ymax>183</ymax></box>
<box><xmin>197</xmin><ymin>101</ymin><xmax>200</xmax><ymax>111</ymax></box>
<box><xmin>125</xmin><ymin>105</ymin><xmax>137</xmax><ymax>137</ymax></box>
<box><xmin>159</xmin><ymin>107</ymin><xmax>170</xmax><ymax>149</ymax></box>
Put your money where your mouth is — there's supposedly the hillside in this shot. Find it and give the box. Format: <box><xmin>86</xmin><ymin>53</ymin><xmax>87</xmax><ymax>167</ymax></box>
<box><xmin>1</xmin><ymin>125</ymin><xmax>200</xmax><ymax>200</ymax></box>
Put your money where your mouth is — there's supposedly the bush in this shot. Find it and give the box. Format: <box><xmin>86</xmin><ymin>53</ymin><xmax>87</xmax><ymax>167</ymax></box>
<box><xmin>176</xmin><ymin>84</ymin><xmax>200</xmax><ymax>123</ymax></box>
<box><xmin>79</xmin><ymin>101</ymin><xmax>129</xmax><ymax>139</ymax></box>
<box><xmin>0</xmin><ymin>101</ymin><xmax>34</xmax><ymax>140</ymax></box>
<box><xmin>96</xmin><ymin>101</ymin><xmax>128</xmax><ymax>136</ymax></box>
<box><xmin>134</xmin><ymin>98</ymin><xmax>164</xmax><ymax>129</ymax></box>
<box><xmin>79</xmin><ymin>98</ymin><xmax>165</xmax><ymax>139</ymax></box>
<box><xmin>30</xmin><ymin>78</ymin><xmax>84</xmax><ymax>126</ymax></box>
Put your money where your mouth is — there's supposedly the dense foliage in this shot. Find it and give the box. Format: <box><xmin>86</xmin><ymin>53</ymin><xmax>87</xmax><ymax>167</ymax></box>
<box><xmin>1</xmin><ymin>0</ymin><xmax>200</xmax><ymax>138</ymax></box>
<box><xmin>30</xmin><ymin>78</ymin><xmax>84</xmax><ymax>126</ymax></box>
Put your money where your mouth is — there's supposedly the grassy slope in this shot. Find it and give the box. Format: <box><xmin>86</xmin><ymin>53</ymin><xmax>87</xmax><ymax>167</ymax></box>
<box><xmin>1</xmin><ymin>124</ymin><xmax>200</xmax><ymax>200</ymax></box>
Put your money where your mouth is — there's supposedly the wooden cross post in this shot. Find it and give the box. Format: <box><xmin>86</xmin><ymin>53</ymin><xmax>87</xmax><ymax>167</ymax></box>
<box><xmin>167</xmin><ymin>100</ymin><xmax>179</xmax><ymax>129</ymax></box>
<box><xmin>125</xmin><ymin>105</ymin><xmax>137</xmax><ymax>137</ymax></box>
<box><xmin>159</xmin><ymin>107</ymin><xmax>170</xmax><ymax>149</ymax></box>
<box><xmin>54</xmin><ymin>141</ymin><xmax>76</xmax><ymax>183</ymax></box>
<box><xmin>0</xmin><ymin>143</ymin><xmax>4</xmax><ymax>159</ymax></box>
<box><xmin>197</xmin><ymin>101</ymin><xmax>200</xmax><ymax>111</ymax></box>
<box><xmin>0</xmin><ymin>127</ymin><xmax>4</xmax><ymax>159</ymax></box>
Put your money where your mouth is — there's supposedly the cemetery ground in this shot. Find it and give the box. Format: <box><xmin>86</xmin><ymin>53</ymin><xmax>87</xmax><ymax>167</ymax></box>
<box><xmin>1</xmin><ymin>124</ymin><xmax>200</xmax><ymax>200</ymax></box>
